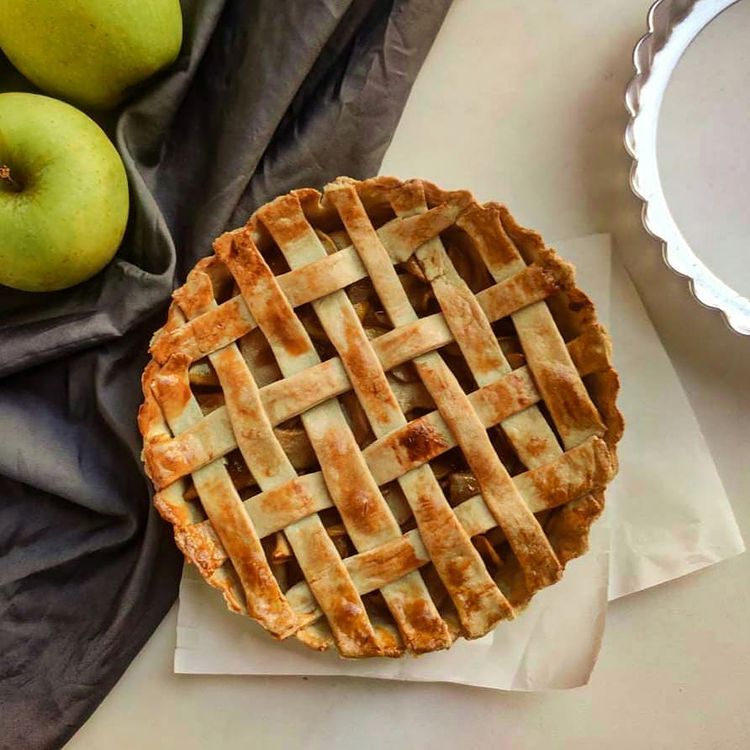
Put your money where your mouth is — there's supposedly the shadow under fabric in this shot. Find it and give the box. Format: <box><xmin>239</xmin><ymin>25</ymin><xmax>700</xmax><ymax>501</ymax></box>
<box><xmin>0</xmin><ymin>1</ymin><xmax>453</xmax><ymax>747</ymax></box>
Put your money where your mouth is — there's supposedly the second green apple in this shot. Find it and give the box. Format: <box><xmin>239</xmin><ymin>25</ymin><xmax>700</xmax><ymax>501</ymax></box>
<box><xmin>0</xmin><ymin>0</ymin><xmax>183</xmax><ymax>110</ymax></box>
<box><xmin>0</xmin><ymin>93</ymin><xmax>129</xmax><ymax>291</ymax></box>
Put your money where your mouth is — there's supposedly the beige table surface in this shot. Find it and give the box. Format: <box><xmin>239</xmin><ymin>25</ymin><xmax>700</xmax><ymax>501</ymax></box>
<box><xmin>68</xmin><ymin>1</ymin><xmax>750</xmax><ymax>748</ymax></box>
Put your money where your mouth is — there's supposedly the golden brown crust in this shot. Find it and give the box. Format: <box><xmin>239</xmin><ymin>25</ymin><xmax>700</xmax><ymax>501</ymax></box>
<box><xmin>139</xmin><ymin>175</ymin><xmax>623</xmax><ymax>658</ymax></box>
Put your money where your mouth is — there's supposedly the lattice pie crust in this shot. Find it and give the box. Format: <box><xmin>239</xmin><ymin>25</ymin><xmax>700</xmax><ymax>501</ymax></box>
<box><xmin>139</xmin><ymin>177</ymin><xmax>623</xmax><ymax>658</ymax></box>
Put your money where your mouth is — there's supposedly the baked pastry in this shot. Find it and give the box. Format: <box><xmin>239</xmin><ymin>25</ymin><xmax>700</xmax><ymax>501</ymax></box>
<box><xmin>139</xmin><ymin>176</ymin><xmax>623</xmax><ymax>658</ymax></box>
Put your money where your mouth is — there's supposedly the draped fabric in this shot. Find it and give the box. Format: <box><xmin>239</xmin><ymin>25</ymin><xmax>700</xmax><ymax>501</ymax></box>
<box><xmin>0</xmin><ymin>2</ymin><xmax>451</xmax><ymax>746</ymax></box>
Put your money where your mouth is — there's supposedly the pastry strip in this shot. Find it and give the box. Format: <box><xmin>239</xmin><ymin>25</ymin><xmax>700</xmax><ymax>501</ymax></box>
<box><xmin>150</xmin><ymin>354</ymin><xmax>297</xmax><ymax>637</ymax></box>
<box><xmin>214</xmin><ymin>231</ymin><xmax>384</xmax><ymax>657</ymax></box>
<box><xmin>192</xmin><ymin>436</ymin><xmax>615</xmax><ymax>626</ymax></box>
<box><xmin>456</xmin><ymin>205</ymin><xmax>605</xmax><ymax>449</ymax></box>
<box><xmin>146</xmin><ymin>328</ymin><xmax>610</xmax><ymax>489</ymax></box>
<box><xmin>150</xmin><ymin>250</ymin><xmax>572</xmax><ymax>367</ymax></box>
<box><xmin>326</xmin><ymin>182</ymin><xmax>562</xmax><ymax>594</ymax></box>
<box><xmin>257</xmin><ymin>194</ymin><xmax>451</xmax><ymax>653</ymax></box>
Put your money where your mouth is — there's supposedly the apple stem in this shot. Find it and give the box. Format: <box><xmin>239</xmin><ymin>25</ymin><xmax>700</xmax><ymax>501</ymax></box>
<box><xmin>0</xmin><ymin>165</ymin><xmax>21</xmax><ymax>192</ymax></box>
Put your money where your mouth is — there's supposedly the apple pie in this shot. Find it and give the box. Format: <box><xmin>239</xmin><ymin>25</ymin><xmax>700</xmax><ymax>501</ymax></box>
<box><xmin>139</xmin><ymin>176</ymin><xmax>623</xmax><ymax>658</ymax></box>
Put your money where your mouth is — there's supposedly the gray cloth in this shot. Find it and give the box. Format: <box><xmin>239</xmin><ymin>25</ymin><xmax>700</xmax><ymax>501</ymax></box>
<box><xmin>0</xmin><ymin>1</ymin><xmax>451</xmax><ymax>747</ymax></box>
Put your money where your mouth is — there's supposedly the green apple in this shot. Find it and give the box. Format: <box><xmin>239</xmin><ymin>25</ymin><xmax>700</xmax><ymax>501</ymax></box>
<box><xmin>0</xmin><ymin>0</ymin><xmax>182</xmax><ymax>110</ymax></box>
<box><xmin>0</xmin><ymin>93</ymin><xmax>129</xmax><ymax>292</ymax></box>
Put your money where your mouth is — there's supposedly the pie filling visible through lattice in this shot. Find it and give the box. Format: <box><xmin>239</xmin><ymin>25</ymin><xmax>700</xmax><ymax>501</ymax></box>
<box><xmin>139</xmin><ymin>176</ymin><xmax>623</xmax><ymax>658</ymax></box>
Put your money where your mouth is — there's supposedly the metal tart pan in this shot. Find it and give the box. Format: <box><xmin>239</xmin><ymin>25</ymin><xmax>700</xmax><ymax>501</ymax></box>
<box><xmin>625</xmin><ymin>0</ymin><xmax>750</xmax><ymax>335</ymax></box>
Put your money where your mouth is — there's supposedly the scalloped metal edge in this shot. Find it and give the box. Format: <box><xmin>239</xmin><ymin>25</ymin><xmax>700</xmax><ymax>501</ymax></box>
<box><xmin>625</xmin><ymin>0</ymin><xmax>750</xmax><ymax>335</ymax></box>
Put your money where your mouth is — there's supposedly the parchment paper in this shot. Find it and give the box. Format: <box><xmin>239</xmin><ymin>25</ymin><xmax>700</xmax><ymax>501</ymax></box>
<box><xmin>173</xmin><ymin>234</ymin><xmax>744</xmax><ymax>689</ymax></box>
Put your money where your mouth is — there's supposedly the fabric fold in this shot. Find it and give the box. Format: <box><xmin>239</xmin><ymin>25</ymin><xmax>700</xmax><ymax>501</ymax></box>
<box><xmin>0</xmin><ymin>1</ymin><xmax>452</xmax><ymax>747</ymax></box>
